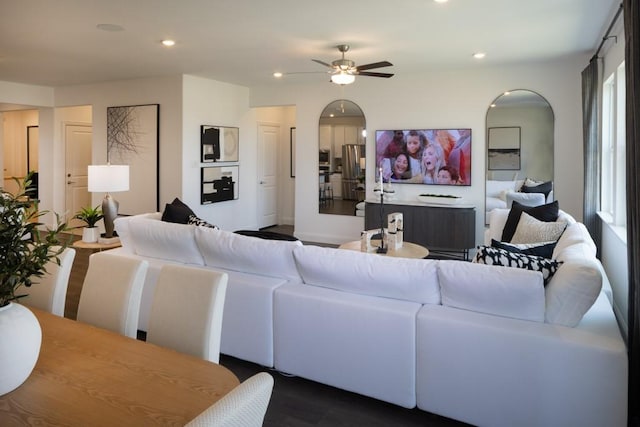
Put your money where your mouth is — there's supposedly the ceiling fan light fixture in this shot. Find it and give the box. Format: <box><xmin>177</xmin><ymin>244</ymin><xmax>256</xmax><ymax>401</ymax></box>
<box><xmin>331</xmin><ymin>71</ymin><xmax>355</xmax><ymax>85</ymax></box>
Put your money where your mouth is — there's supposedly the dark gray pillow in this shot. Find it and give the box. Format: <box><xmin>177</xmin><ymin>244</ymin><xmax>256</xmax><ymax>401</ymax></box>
<box><xmin>491</xmin><ymin>239</ymin><xmax>557</xmax><ymax>259</ymax></box>
<box><xmin>521</xmin><ymin>181</ymin><xmax>553</xmax><ymax>198</ymax></box>
<box><xmin>161</xmin><ymin>198</ymin><xmax>195</xmax><ymax>224</ymax></box>
<box><xmin>501</xmin><ymin>200</ymin><xmax>559</xmax><ymax>242</ymax></box>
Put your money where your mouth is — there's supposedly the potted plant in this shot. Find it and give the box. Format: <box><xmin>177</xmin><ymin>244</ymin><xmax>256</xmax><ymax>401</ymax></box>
<box><xmin>0</xmin><ymin>173</ymin><xmax>68</xmax><ymax>395</ymax></box>
<box><xmin>74</xmin><ymin>205</ymin><xmax>104</xmax><ymax>243</ymax></box>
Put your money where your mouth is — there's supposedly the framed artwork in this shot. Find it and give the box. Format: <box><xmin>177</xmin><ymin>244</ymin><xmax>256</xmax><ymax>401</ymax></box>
<box><xmin>201</xmin><ymin>165</ymin><xmax>239</xmax><ymax>204</ymax></box>
<box><xmin>201</xmin><ymin>125</ymin><xmax>239</xmax><ymax>163</ymax></box>
<box><xmin>488</xmin><ymin>126</ymin><xmax>521</xmax><ymax>170</ymax></box>
<box><xmin>107</xmin><ymin>104</ymin><xmax>160</xmax><ymax>214</ymax></box>
<box><xmin>290</xmin><ymin>127</ymin><xmax>296</xmax><ymax>178</ymax></box>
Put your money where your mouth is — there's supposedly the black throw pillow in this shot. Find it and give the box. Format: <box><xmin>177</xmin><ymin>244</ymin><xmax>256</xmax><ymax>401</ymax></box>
<box><xmin>491</xmin><ymin>239</ymin><xmax>557</xmax><ymax>259</ymax></box>
<box><xmin>501</xmin><ymin>200</ymin><xmax>559</xmax><ymax>242</ymax></box>
<box><xmin>521</xmin><ymin>181</ymin><xmax>553</xmax><ymax>198</ymax></box>
<box><xmin>161</xmin><ymin>198</ymin><xmax>195</xmax><ymax>224</ymax></box>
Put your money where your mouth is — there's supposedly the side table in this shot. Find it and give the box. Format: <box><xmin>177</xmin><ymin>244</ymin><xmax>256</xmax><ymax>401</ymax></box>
<box><xmin>338</xmin><ymin>240</ymin><xmax>429</xmax><ymax>259</ymax></box>
<box><xmin>71</xmin><ymin>240</ymin><xmax>122</xmax><ymax>251</ymax></box>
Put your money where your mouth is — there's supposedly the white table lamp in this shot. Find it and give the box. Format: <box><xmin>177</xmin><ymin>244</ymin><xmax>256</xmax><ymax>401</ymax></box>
<box><xmin>88</xmin><ymin>164</ymin><xmax>129</xmax><ymax>240</ymax></box>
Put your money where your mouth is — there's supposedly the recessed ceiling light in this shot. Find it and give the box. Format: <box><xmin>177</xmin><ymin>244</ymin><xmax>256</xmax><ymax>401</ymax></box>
<box><xmin>434</xmin><ymin>0</ymin><xmax>449</xmax><ymax>3</ymax></box>
<box><xmin>473</xmin><ymin>52</ymin><xmax>486</xmax><ymax>59</ymax></box>
<box><xmin>96</xmin><ymin>23</ymin><xmax>124</xmax><ymax>32</ymax></box>
<box><xmin>273</xmin><ymin>72</ymin><xmax>283</xmax><ymax>78</ymax></box>
<box><xmin>490</xmin><ymin>103</ymin><xmax>497</xmax><ymax>108</ymax></box>
<box><xmin>161</xmin><ymin>39</ymin><xmax>176</xmax><ymax>47</ymax></box>
<box><xmin>504</xmin><ymin>91</ymin><xmax>511</xmax><ymax>96</ymax></box>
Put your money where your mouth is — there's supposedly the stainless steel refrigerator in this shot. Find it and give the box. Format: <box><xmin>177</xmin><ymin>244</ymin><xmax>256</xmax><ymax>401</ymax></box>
<box><xmin>341</xmin><ymin>144</ymin><xmax>365</xmax><ymax>200</ymax></box>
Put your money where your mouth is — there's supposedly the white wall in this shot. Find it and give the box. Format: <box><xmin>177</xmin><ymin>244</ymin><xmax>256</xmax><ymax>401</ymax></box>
<box><xmin>251</xmin><ymin>55</ymin><xmax>587</xmax><ymax>245</ymax></box>
<box><xmin>54</xmin><ymin>76</ymin><xmax>183</xmax><ymax>215</ymax></box>
<box><xmin>182</xmin><ymin>75</ymin><xmax>258</xmax><ymax>230</ymax></box>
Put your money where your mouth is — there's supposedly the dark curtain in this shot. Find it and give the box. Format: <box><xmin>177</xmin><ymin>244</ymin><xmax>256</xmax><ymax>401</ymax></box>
<box><xmin>624</xmin><ymin>0</ymin><xmax>640</xmax><ymax>425</ymax></box>
<box><xmin>582</xmin><ymin>58</ymin><xmax>602</xmax><ymax>254</ymax></box>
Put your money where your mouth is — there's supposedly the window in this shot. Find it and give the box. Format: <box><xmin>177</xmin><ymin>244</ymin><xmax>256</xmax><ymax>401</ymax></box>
<box><xmin>601</xmin><ymin>61</ymin><xmax>626</xmax><ymax>228</ymax></box>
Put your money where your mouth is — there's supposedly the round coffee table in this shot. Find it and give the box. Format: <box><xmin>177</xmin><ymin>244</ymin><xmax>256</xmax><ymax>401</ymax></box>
<box><xmin>338</xmin><ymin>240</ymin><xmax>429</xmax><ymax>259</ymax></box>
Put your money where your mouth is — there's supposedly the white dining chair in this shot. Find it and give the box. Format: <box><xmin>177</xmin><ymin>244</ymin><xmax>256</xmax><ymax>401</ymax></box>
<box><xmin>19</xmin><ymin>247</ymin><xmax>76</xmax><ymax>317</ymax></box>
<box><xmin>146</xmin><ymin>265</ymin><xmax>228</xmax><ymax>363</ymax></box>
<box><xmin>185</xmin><ymin>372</ymin><xmax>274</xmax><ymax>427</ymax></box>
<box><xmin>77</xmin><ymin>252</ymin><xmax>148</xmax><ymax>338</ymax></box>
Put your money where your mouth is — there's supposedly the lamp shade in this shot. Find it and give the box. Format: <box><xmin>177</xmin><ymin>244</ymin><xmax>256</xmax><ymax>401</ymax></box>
<box><xmin>331</xmin><ymin>71</ymin><xmax>355</xmax><ymax>85</ymax></box>
<box><xmin>88</xmin><ymin>165</ymin><xmax>129</xmax><ymax>193</ymax></box>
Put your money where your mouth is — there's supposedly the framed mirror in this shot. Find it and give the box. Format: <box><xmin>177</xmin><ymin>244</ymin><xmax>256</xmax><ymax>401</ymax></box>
<box><xmin>485</xmin><ymin>90</ymin><xmax>554</xmax><ymax>224</ymax></box>
<box><xmin>318</xmin><ymin>100</ymin><xmax>366</xmax><ymax>216</ymax></box>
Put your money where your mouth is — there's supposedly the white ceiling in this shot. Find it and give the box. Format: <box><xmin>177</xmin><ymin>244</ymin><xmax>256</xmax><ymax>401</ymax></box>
<box><xmin>0</xmin><ymin>0</ymin><xmax>621</xmax><ymax>90</ymax></box>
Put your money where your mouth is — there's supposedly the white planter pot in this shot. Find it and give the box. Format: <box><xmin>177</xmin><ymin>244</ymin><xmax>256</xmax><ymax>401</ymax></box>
<box><xmin>82</xmin><ymin>227</ymin><xmax>99</xmax><ymax>243</ymax></box>
<box><xmin>0</xmin><ymin>302</ymin><xmax>42</xmax><ymax>396</ymax></box>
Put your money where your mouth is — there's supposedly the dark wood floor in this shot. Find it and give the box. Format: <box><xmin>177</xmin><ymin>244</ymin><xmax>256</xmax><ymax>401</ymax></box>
<box><xmin>221</xmin><ymin>355</ymin><xmax>471</xmax><ymax>427</ymax></box>
<box><xmin>64</xmin><ymin>227</ymin><xmax>470</xmax><ymax>427</ymax></box>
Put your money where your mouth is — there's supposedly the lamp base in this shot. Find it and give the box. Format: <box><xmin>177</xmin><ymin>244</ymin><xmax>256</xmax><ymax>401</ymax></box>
<box><xmin>102</xmin><ymin>194</ymin><xmax>119</xmax><ymax>239</ymax></box>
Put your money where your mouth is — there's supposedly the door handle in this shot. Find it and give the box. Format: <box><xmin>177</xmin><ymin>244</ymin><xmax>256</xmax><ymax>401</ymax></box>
<box><xmin>260</xmin><ymin>181</ymin><xmax>266</xmax><ymax>184</ymax></box>
<box><xmin>67</xmin><ymin>181</ymin><xmax>76</xmax><ymax>184</ymax></box>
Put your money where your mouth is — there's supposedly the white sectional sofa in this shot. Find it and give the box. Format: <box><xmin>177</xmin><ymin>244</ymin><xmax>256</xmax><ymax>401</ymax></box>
<box><xmin>111</xmin><ymin>211</ymin><xmax>627</xmax><ymax>427</ymax></box>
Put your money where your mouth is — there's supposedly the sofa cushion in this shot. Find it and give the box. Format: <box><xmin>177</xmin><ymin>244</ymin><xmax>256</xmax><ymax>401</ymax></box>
<box><xmin>438</xmin><ymin>260</ymin><xmax>545</xmax><ymax>322</ymax></box>
<box><xmin>114</xmin><ymin>212</ymin><xmax>162</xmax><ymax>253</ymax></box>
<box><xmin>195</xmin><ymin>228</ymin><xmax>302</xmax><ymax>281</ymax></box>
<box><xmin>501</xmin><ymin>200</ymin><xmax>559</xmax><ymax>242</ymax></box>
<box><xmin>473</xmin><ymin>245</ymin><xmax>561</xmax><ymax>285</ymax></box>
<box><xmin>510</xmin><ymin>212</ymin><xmax>567</xmax><ymax>244</ymax></box>
<box><xmin>505</xmin><ymin>191</ymin><xmax>546</xmax><ymax>209</ymax></box>
<box><xmin>161</xmin><ymin>198</ymin><xmax>195</xmax><ymax>224</ymax></box>
<box><xmin>128</xmin><ymin>217</ymin><xmax>204</xmax><ymax>265</ymax></box>
<box><xmin>293</xmin><ymin>245</ymin><xmax>440</xmax><ymax>304</ymax></box>
<box><xmin>545</xmin><ymin>253</ymin><xmax>602</xmax><ymax>326</ymax></box>
<box><xmin>552</xmin><ymin>222</ymin><xmax>597</xmax><ymax>259</ymax></box>
<box><xmin>491</xmin><ymin>239</ymin><xmax>556</xmax><ymax>259</ymax></box>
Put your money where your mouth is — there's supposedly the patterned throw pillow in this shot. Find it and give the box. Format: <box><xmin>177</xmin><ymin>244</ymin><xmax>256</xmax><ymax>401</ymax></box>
<box><xmin>473</xmin><ymin>245</ymin><xmax>562</xmax><ymax>285</ymax></box>
<box><xmin>187</xmin><ymin>214</ymin><xmax>218</xmax><ymax>229</ymax></box>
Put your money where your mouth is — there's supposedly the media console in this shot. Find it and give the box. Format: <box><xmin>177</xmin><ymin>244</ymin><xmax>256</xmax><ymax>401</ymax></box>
<box><xmin>364</xmin><ymin>201</ymin><xmax>476</xmax><ymax>260</ymax></box>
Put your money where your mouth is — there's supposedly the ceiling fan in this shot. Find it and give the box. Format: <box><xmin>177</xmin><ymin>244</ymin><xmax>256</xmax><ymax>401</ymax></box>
<box><xmin>312</xmin><ymin>44</ymin><xmax>394</xmax><ymax>85</ymax></box>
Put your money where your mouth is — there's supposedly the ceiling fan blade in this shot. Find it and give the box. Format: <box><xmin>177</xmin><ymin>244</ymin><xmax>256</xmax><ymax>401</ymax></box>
<box><xmin>312</xmin><ymin>59</ymin><xmax>333</xmax><ymax>68</ymax></box>
<box><xmin>357</xmin><ymin>71</ymin><xmax>394</xmax><ymax>78</ymax></box>
<box><xmin>355</xmin><ymin>61</ymin><xmax>393</xmax><ymax>71</ymax></box>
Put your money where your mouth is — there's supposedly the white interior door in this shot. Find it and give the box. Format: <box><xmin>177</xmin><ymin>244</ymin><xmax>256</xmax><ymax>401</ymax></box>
<box><xmin>65</xmin><ymin>124</ymin><xmax>92</xmax><ymax>230</ymax></box>
<box><xmin>257</xmin><ymin>124</ymin><xmax>279</xmax><ymax>228</ymax></box>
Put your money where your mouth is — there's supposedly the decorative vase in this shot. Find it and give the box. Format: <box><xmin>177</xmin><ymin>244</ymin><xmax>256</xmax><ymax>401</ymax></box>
<box><xmin>0</xmin><ymin>302</ymin><xmax>42</xmax><ymax>396</ymax></box>
<box><xmin>82</xmin><ymin>227</ymin><xmax>99</xmax><ymax>243</ymax></box>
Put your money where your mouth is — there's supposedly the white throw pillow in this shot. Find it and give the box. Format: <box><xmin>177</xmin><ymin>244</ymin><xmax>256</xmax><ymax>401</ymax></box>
<box><xmin>511</xmin><ymin>212</ymin><xmax>567</xmax><ymax>244</ymax></box>
<box><xmin>438</xmin><ymin>260</ymin><xmax>545</xmax><ymax>322</ymax></box>
<box><xmin>195</xmin><ymin>228</ymin><xmax>302</xmax><ymax>281</ymax></box>
<box><xmin>293</xmin><ymin>245</ymin><xmax>441</xmax><ymax>304</ymax></box>
<box><xmin>128</xmin><ymin>217</ymin><xmax>204</xmax><ymax>265</ymax></box>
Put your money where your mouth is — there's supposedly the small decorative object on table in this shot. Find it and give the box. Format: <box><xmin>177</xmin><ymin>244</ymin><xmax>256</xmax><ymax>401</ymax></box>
<box><xmin>387</xmin><ymin>212</ymin><xmax>404</xmax><ymax>250</ymax></box>
<box><xmin>373</xmin><ymin>168</ymin><xmax>396</xmax><ymax>253</ymax></box>
<box><xmin>74</xmin><ymin>205</ymin><xmax>104</xmax><ymax>243</ymax></box>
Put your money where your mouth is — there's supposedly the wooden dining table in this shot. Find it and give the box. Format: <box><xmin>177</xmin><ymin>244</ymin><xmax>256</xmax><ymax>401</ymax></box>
<box><xmin>0</xmin><ymin>308</ymin><xmax>240</xmax><ymax>426</ymax></box>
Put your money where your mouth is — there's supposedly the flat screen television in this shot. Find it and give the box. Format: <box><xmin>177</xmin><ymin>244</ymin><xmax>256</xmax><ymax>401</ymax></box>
<box><xmin>375</xmin><ymin>129</ymin><xmax>471</xmax><ymax>186</ymax></box>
